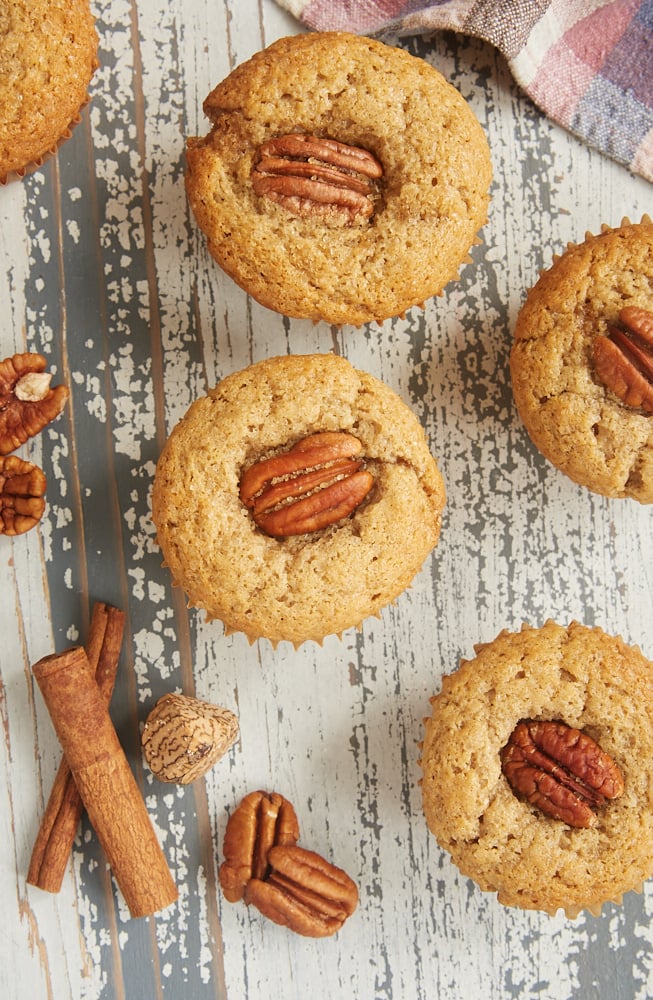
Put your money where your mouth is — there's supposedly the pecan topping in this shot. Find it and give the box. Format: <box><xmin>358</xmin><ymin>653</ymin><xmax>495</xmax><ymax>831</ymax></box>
<box><xmin>593</xmin><ymin>306</ymin><xmax>653</xmax><ymax>412</ymax></box>
<box><xmin>252</xmin><ymin>134</ymin><xmax>383</xmax><ymax>222</ymax></box>
<box><xmin>141</xmin><ymin>693</ymin><xmax>239</xmax><ymax>784</ymax></box>
<box><xmin>501</xmin><ymin>720</ymin><xmax>624</xmax><ymax>828</ymax></box>
<box><xmin>244</xmin><ymin>845</ymin><xmax>359</xmax><ymax>938</ymax></box>
<box><xmin>239</xmin><ymin>431</ymin><xmax>374</xmax><ymax>537</ymax></box>
<box><xmin>0</xmin><ymin>353</ymin><xmax>69</xmax><ymax>455</ymax></box>
<box><xmin>219</xmin><ymin>791</ymin><xmax>358</xmax><ymax>936</ymax></box>
<box><xmin>0</xmin><ymin>455</ymin><xmax>47</xmax><ymax>535</ymax></box>
<box><xmin>218</xmin><ymin>791</ymin><xmax>300</xmax><ymax>902</ymax></box>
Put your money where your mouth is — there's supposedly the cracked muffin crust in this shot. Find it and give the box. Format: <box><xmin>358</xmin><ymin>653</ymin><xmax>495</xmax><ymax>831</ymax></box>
<box><xmin>420</xmin><ymin>620</ymin><xmax>653</xmax><ymax>916</ymax></box>
<box><xmin>151</xmin><ymin>354</ymin><xmax>446</xmax><ymax>646</ymax></box>
<box><xmin>0</xmin><ymin>0</ymin><xmax>98</xmax><ymax>183</ymax></box>
<box><xmin>510</xmin><ymin>217</ymin><xmax>653</xmax><ymax>502</ymax></box>
<box><xmin>185</xmin><ymin>31</ymin><xmax>492</xmax><ymax>326</ymax></box>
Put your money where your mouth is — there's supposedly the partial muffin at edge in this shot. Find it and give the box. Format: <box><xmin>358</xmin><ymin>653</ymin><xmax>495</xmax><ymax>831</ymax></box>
<box><xmin>510</xmin><ymin>217</ymin><xmax>653</xmax><ymax>502</ymax></box>
<box><xmin>0</xmin><ymin>0</ymin><xmax>99</xmax><ymax>183</ymax></box>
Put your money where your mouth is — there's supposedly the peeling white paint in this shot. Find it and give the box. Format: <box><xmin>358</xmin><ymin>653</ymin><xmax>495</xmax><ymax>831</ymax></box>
<box><xmin>0</xmin><ymin>3</ymin><xmax>652</xmax><ymax>1000</ymax></box>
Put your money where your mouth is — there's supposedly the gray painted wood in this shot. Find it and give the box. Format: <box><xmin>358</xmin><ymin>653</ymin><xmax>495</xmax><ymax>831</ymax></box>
<box><xmin>1</xmin><ymin>3</ymin><xmax>652</xmax><ymax>998</ymax></box>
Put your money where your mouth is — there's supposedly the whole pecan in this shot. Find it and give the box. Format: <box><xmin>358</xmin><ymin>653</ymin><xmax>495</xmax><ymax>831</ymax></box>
<box><xmin>501</xmin><ymin>719</ymin><xmax>624</xmax><ymax>828</ymax></box>
<box><xmin>0</xmin><ymin>455</ymin><xmax>47</xmax><ymax>535</ymax></box>
<box><xmin>0</xmin><ymin>353</ymin><xmax>69</xmax><ymax>455</ymax></box>
<box><xmin>244</xmin><ymin>845</ymin><xmax>359</xmax><ymax>938</ymax></box>
<box><xmin>592</xmin><ymin>306</ymin><xmax>653</xmax><ymax>413</ymax></box>
<box><xmin>239</xmin><ymin>431</ymin><xmax>374</xmax><ymax>537</ymax></box>
<box><xmin>252</xmin><ymin>134</ymin><xmax>383</xmax><ymax>222</ymax></box>
<box><xmin>219</xmin><ymin>790</ymin><xmax>300</xmax><ymax>902</ymax></box>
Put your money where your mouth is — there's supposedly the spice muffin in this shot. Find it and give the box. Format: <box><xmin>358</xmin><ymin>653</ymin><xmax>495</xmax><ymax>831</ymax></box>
<box><xmin>420</xmin><ymin>620</ymin><xmax>653</xmax><ymax>917</ymax></box>
<box><xmin>185</xmin><ymin>31</ymin><xmax>492</xmax><ymax>326</ymax></box>
<box><xmin>0</xmin><ymin>0</ymin><xmax>99</xmax><ymax>183</ymax></box>
<box><xmin>152</xmin><ymin>354</ymin><xmax>446</xmax><ymax>647</ymax></box>
<box><xmin>510</xmin><ymin>216</ymin><xmax>653</xmax><ymax>502</ymax></box>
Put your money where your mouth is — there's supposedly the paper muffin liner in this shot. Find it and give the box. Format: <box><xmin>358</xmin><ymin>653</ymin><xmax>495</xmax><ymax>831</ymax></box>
<box><xmin>416</xmin><ymin>777</ymin><xmax>645</xmax><ymax>921</ymax></box>
<box><xmin>166</xmin><ymin>567</ymin><xmax>390</xmax><ymax>650</ymax></box>
<box><xmin>541</xmin><ymin>213</ymin><xmax>652</xmax><ymax>272</ymax></box>
<box><xmin>157</xmin><ymin>538</ymin><xmax>401</xmax><ymax>650</ymax></box>
<box><xmin>542</xmin><ymin>880</ymin><xmax>645</xmax><ymax>920</ymax></box>
<box><xmin>0</xmin><ymin>89</ymin><xmax>95</xmax><ymax>186</ymax></box>
<box><xmin>156</xmin><ymin>518</ymin><xmax>415</xmax><ymax>648</ymax></box>
<box><xmin>360</xmin><ymin>228</ymin><xmax>488</xmax><ymax>327</ymax></box>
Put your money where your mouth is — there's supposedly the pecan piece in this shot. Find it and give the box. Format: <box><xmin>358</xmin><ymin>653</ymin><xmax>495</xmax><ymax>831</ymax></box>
<box><xmin>592</xmin><ymin>306</ymin><xmax>653</xmax><ymax>412</ymax></box>
<box><xmin>141</xmin><ymin>693</ymin><xmax>239</xmax><ymax>784</ymax></box>
<box><xmin>252</xmin><ymin>134</ymin><xmax>383</xmax><ymax>222</ymax></box>
<box><xmin>0</xmin><ymin>455</ymin><xmax>47</xmax><ymax>535</ymax></box>
<box><xmin>0</xmin><ymin>353</ymin><xmax>69</xmax><ymax>455</ymax></box>
<box><xmin>501</xmin><ymin>720</ymin><xmax>624</xmax><ymax>828</ymax></box>
<box><xmin>239</xmin><ymin>431</ymin><xmax>374</xmax><ymax>537</ymax></box>
<box><xmin>218</xmin><ymin>791</ymin><xmax>300</xmax><ymax>902</ymax></box>
<box><xmin>244</xmin><ymin>845</ymin><xmax>359</xmax><ymax>938</ymax></box>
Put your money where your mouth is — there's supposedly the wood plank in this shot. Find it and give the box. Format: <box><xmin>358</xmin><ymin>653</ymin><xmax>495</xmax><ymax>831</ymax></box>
<box><xmin>0</xmin><ymin>3</ymin><xmax>651</xmax><ymax>999</ymax></box>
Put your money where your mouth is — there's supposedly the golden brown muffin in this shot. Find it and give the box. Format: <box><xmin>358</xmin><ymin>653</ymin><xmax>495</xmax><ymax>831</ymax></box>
<box><xmin>152</xmin><ymin>354</ymin><xmax>446</xmax><ymax>647</ymax></box>
<box><xmin>185</xmin><ymin>31</ymin><xmax>492</xmax><ymax>326</ymax></box>
<box><xmin>0</xmin><ymin>0</ymin><xmax>99</xmax><ymax>183</ymax></box>
<box><xmin>421</xmin><ymin>620</ymin><xmax>653</xmax><ymax>916</ymax></box>
<box><xmin>510</xmin><ymin>217</ymin><xmax>653</xmax><ymax>502</ymax></box>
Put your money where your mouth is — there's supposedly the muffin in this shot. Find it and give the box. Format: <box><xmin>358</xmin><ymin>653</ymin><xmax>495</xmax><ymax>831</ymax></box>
<box><xmin>420</xmin><ymin>620</ymin><xmax>653</xmax><ymax>916</ymax></box>
<box><xmin>0</xmin><ymin>0</ymin><xmax>99</xmax><ymax>183</ymax></box>
<box><xmin>151</xmin><ymin>354</ymin><xmax>446</xmax><ymax>647</ymax></box>
<box><xmin>185</xmin><ymin>31</ymin><xmax>492</xmax><ymax>326</ymax></box>
<box><xmin>510</xmin><ymin>216</ymin><xmax>653</xmax><ymax>502</ymax></box>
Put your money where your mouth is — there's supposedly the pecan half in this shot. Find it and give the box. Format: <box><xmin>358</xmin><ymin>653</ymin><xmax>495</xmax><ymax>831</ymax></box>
<box><xmin>501</xmin><ymin>719</ymin><xmax>624</xmax><ymax>828</ymax></box>
<box><xmin>252</xmin><ymin>134</ymin><xmax>383</xmax><ymax>222</ymax></box>
<box><xmin>0</xmin><ymin>353</ymin><xmax>69</xmax><ymax>455</ymax></box>
<box><xmin>593</xmin><ymin>306</ymin><xmax>653</xmax><ymax>413</ymax></box>
<box><xmin>239</xmin><ymin>431</ymin><xmax>374</xmax><ymax>537</ymax></box>
<box><xmin>0</xmin><ymin>455</ymin><xmax>47</xmax><ymax>535</ymax></box>
<box><xmin>244</xmin><ymin>845</ymin><xmax>359</xmax><ymax>938</ymax></box>
<box><xmin>219</xmin><ymin>791</ymin><xmax>300</xmax><ymax>902</ymax></box>
<box><xmin>141</xmin><ymin>693</ymin><xmax>239</xmax><ymax>784</ymax></box>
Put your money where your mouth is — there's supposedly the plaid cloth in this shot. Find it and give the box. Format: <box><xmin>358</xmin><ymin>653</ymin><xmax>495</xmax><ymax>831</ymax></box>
<box><xmin>275</xmin><ymin>0</ymin><xmax>653</xmax><ymax>184</ymax></box>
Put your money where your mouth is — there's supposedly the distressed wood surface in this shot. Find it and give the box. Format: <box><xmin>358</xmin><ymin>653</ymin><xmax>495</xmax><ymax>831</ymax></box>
<box><xmin>1</xmin><ymin>2</ymin><xmax>652</xmax><ymax>998</ymax></box>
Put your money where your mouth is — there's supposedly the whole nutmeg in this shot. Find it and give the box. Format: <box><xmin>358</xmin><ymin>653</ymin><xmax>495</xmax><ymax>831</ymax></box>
<box><xmin>142</xmin><ymin>692</ymin><xmax>239</xmax><ymax>784</ymax></box>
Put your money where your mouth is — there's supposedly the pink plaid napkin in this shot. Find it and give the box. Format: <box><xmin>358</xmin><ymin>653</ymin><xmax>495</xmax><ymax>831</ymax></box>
<box><xmin>275</xmin><ymin>0</ymin><xmax>653</xmax><ymax>183</ymax></box>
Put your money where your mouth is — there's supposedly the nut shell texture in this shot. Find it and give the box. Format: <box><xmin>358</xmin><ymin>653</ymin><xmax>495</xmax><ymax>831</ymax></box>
<box><xmin>185</xmin><ymin>31</ymin><xmax>491</xmax><ymax>325</ymax></box>
<box><xmin>152</xmin><ymin>354</ymin><xmax>446</xmax><ymax>646</ymax></box>
<box><xmin>142</xmin><ymin>693</ymin><xmax>238</xmax><ymax>784</ymax></box>
<box><xmin>0</xmin><ymin>0</ymin><xmax>98</xmax><ymax>182</ymax></box>
<box><xmin>420</xmin><ymin>620</ymin><xmax>653</xmax><ymax>916</ymax></box>
<box><xmin>510</xmin><ymin>218</ymin><xmax>653</xmax><ymax>502</ymax></box>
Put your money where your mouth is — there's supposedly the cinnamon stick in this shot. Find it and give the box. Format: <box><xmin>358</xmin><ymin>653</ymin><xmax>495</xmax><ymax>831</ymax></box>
<box><xmin>32</xmin><ymin>645</ymin><xmax>178</xmax><ymax>917</ymax></box>
<box><xmin>27</xmin><ymin>602</ymin><xmax>126</xmax><ymax>893</ymax></box>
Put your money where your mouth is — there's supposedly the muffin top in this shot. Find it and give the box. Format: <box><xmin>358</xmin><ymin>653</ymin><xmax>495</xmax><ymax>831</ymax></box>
<box><xmin>421</xmin><ymin>620</ymin><xmax>653</xmax><ymax>915</ymax></box>
<box><xmin>0</xmin><ymin>0</ymin><xmax>98</xmax><ymax>182</ymax></box>
<box><xmin>510</xmin><ymin>218</ymin><xmax>653</xmax><ymax>502</ymax></box>
<box><xmin>152</xmin><ymin>354</ymin><xmax>446</xmax><ymax>647</ymax></box>
<box><xmin>185</xmin><ymin>31</ymin><xmax>492</xmax><ymax>326</ymax></box>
